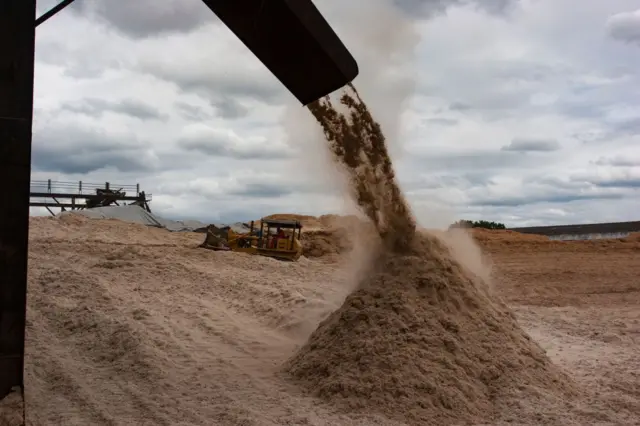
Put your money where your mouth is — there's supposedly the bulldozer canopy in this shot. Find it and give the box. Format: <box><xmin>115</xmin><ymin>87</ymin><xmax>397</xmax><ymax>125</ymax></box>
<box><xmin>201</xmin><ymin>0</ymin><xmax>359</xmax><ymax>105</ymax></box>
<box><xmin>262</xmin><ymin>219</ymin><xmax>302</xmax><ymax>229</ymax></box>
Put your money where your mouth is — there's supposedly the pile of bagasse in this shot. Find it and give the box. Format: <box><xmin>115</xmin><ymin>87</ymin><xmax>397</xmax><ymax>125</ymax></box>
<box><xmin>283</xmin><ymin>85</ymin><xmax>575</xmax><ymax>425</ymax></box>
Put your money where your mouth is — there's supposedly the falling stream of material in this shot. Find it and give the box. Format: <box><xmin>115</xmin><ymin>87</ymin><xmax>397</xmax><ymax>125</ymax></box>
<box><xmin>307</xmin><ymin>84</ymin><xmax>415</xmax><ymax>251</ymax></box>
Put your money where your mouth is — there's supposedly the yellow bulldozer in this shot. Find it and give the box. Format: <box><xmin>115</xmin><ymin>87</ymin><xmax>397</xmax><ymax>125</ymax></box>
<box><xmin>200</xmin><ymin>218</ymin><xmax>303</xmax><ymax>261</ymax></box>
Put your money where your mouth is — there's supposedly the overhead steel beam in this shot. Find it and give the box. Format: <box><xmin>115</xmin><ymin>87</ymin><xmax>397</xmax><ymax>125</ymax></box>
<box><xmin>35</xmin><ymin>0</ymin><xmax>77</xmax><ymax>28</ymax></box>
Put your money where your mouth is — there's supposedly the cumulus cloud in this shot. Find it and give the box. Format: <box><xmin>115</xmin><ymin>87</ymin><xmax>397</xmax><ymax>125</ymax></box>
<box><xmin>70</xmin><ymin>0</ymin><xmax>212</xmax><ymax>39</ymax></box>
<box><xmin>594</xmin><ymin>156</ymin><xmax>640</xmax><ymax>167</ymax></box>
<box><xmin>472</xmin><ymin>191</ymin><xmax>624</xmax><ymax>208</ymax></box>
<box><xmin>501</xmin><ymin>138</ymin><xmax>561</xmax><ymax>152</ymax></box>
<box><xmin>393</xmin><ymin>0</ymin><xmax>515</xmax><ymax>18</ymax></box>
<box><xmin>61</xmin><ymin>98</ymin><xmax>168</xmax><ymax>121</ymax></box>
<box><xmin>177</xmin><ymin>124</ymin><xmax>292</xmax><ymax>160</ymax></box>
<box><xmin>174</xmin><ymin>101</ymin><xmax>214</xmax><ymax>121</ymax></box>
<box><xmin>29</xmin><ymin>0</ymin><xmax>640</xmax><ymax>227</ymax></box>
<box><xmin>607</xmin><ymin>9</ymin><xmax>640</xmax><ymax>45</ymax></box>
<box><xmin>32</xmin><ymin>124</ymin><xmax>158</xmax><ymax>174</ymax></box>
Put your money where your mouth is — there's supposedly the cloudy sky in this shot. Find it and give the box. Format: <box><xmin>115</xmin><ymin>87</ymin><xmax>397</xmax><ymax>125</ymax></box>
<box><xmin>31</xmin><ymin>0</ymin><xmax>640</xmax><ymax>227</ymax></box>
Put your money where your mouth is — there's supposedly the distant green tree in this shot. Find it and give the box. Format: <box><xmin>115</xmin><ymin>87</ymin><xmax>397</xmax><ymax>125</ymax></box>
<box><xmin>449</xmin><ymin>219</ymin><xmax>506</xmax><ymax>230</ymax></box>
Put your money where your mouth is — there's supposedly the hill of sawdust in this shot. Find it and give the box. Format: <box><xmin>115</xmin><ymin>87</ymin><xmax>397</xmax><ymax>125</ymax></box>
<box><xmin>23</xmin><ymin>215</ymin><xmax>401</xmax><ymax>426</ymax></box>
<box><xmin>301</xmin><ymin>226</ymin><xmax>354</xmax><ymax>258</ymax></box>
<box><xmin>470</xmin><ymin>228</ymin><xmax>550</xmax><ymax>242</ymax></box>
<box><xmin>295</xmin><ymin>217</ymin><xmax>640</xmax><ymax>261</ymax></box>
<box><xmin>299</xmin><ymin>215</ymin><xmax>374</xmax><ymax>259</ymax></box>
<box><xmin>297</xmin><ymin>220</ymin><xmax>640</xmax><ymax>260</ymax></box>
<box><xmin>471</xmin><ymin>228</ymin><xmax>640</xmax><ymax>309</ymax></box>
<box><xmin>470</xmin><ymin>228</ymin><xmax>640</xmax><ymax>253</ymax></box>
<box><xmin>284</xmin><ymin>231</ymin><xmax>576</xmax><ymax>425</ymax></box>
<box><xmin>5</xmin><ymin>213</ymin><xmax>638</xmax><ymax>425</ymax></box>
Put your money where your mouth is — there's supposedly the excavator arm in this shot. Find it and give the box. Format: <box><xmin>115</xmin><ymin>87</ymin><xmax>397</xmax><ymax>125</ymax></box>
<box><xmin>0</xmin><ymin>0</ymin><xmax>359</xmax><ymax>408</ymax></box>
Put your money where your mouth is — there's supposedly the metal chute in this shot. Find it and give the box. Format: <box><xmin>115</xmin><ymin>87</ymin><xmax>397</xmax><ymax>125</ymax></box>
<box><xmin>201</xmin><ymin>0</ymin><xmax>359</xmax><ymax>105</ymax></box>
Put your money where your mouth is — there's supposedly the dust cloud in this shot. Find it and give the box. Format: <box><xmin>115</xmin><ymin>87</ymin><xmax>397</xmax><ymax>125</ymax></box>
<box><xmin>281</xmin><ymin>0</ymin><xmax>420</xmax><ymax>204</ymax></box>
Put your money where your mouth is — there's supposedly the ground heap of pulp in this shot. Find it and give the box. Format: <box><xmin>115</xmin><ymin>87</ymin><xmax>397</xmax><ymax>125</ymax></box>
<box><xmin>283</xmin><ymin>85</ymin><xmax>575</xmax><ymax>425</ymax></box>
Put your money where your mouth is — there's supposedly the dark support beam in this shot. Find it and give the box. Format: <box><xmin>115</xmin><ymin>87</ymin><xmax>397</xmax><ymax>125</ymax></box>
<box><xmin>52</xmin><ymin>197</ymin><xmax>66</xmax><ymax>212</ymax></box>
<box><xmin>200</xmin><ymin>0</ymin><xmax>358</xmax><ymax>105</ymax></box>
<box><xmin>0</xmin><ymin>0</ymin><xmax>36</xmax><ymax>403</ymax></box>
<box><xmin>35</xmin><ymin>0</ymin><xmax>76</xmax><ymax>28</ymax></box>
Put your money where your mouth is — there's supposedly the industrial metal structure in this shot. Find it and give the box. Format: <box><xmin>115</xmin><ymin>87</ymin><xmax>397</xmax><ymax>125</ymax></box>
<box><xmin>30</xmin><ymin>180</ymin><xmax>152</xmax><ymax>215</ymax></box>
<box><xmin>0</xmin><ymin>0</ymin><xmax>359</xmax><ymax>418</ymax></box>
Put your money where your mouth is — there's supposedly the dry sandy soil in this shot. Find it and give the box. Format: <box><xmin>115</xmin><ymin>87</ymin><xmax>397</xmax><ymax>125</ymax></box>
<box><xmin>2</xmin><ymin>214</ymin><xmax>639</xmax><ymax>425</ymax></box>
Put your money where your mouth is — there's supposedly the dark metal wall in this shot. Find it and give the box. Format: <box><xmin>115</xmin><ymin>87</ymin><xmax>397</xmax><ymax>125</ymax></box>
<box><xmin>510</xmin><ymin>221</ymin><xmax>640</xmax><ymax>237</ymax></box>
<box><xmin>0</xmin><ymin>0</ymin><xmax>36</xmax><ymax>398</ymax></box>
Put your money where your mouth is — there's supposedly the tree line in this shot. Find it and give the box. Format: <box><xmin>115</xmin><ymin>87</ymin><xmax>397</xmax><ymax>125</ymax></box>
<box><xmin>449</xmin><ymin>219</ymin><xmax>506</xmax><ymax>230</ymax></box>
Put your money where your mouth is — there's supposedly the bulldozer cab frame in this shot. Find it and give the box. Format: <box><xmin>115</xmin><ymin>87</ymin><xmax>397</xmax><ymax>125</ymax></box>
<box><xmin>257</xmin><ymin>219</ymin><xmax>302</xmax><ymax>251</ymax></box>
<box><xmin>200</xmin><ymin>219</ymin><xmax>302</xmax><ymax>261</ymax></box>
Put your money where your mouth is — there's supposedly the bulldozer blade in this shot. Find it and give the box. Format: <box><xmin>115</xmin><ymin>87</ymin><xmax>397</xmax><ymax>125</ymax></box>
<box><xmin>201</xmin><ymin>0</ymin><xmax>359</xmax><ymax>105</ymax></box>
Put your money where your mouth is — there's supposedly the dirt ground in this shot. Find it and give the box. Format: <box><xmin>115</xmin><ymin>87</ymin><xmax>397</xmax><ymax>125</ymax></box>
<box><xmin>2</xmin><ymin>215</ymin><xmax>639</xmax><ymax>425</ymax></box>
<box><xmin>480</xmin><ymin>230</ymin><xmax>640</xmax><ymax>425</ymax></box>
